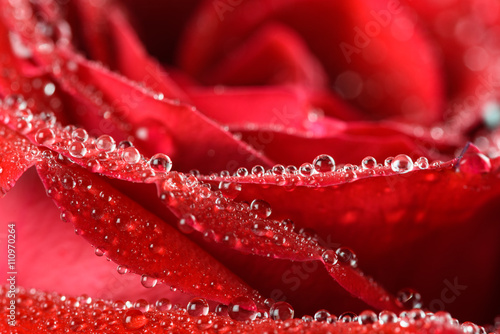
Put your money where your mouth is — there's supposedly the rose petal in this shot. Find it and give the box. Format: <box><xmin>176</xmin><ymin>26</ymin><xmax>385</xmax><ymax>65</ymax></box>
<box><xmin>0</xmin><ymin>124</ymin><xmax>37</xmax><ymax>197</ymax></box>
<box><xmin>0</xmin><ymin>286</ymin><xmax>471</xmax><ymax>333</ymax></box>
<box><xmin>179</xmin><ymin>0</ymin><xmax>444</xmax><ymax>123</ymax></box>
<box><xmin>35</xmin><ymin>153</ymin><xmax>265</xmax><ymax>307</ymax></box>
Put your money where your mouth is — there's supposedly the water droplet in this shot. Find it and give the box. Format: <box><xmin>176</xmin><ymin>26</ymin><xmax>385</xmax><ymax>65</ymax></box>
<box><xmin>68</xmin><ymin>141</ymin><xmax>87</xmax><ymax>158</ymax></box>
<box><xmin>299</xmin><ymin>163</ymin><xmax>314</xmax><ymax>176</ymax></box>
<box><xmin>459</xmin><ymin>153</ymin><xmax>491</xmax><ymax>174</ymax></box>
<box><xmin>358</xmin><ymin>310</ymin><xmax>377</xmax><ymax>325</ymax></box>
<box><xmin>313</xmin><ymin>154</ymin><xmax>335</xmax><ymax>173</ymax></box>
<box><xmin>302</xmin><ymin>315</ymin><xmax>314</xmax><ymax>322</ymax></box>
<box><xmin>187</xmin><ymin>298</ymin><xmax>209</xmax><ymax>316</ymax></box>
<box><xmin>272</xmin><ymin>164</ymin><xmax>286</xmax><ymax>175</ymax></box>
<box><xmin>339</xmin><ymin>311</ymin><xmax>357</xmax><ymax>323</ymax></box>
<box><xmin>96</xmin><ymin>135</ymin><xmax>116</xmax><ymax>152</ymax></box>
<box><xmin>35</xmin><ymin>128</ymin><xmax>56</xmax><ymax>145</ymax></box>
<box><xmin>314</xmin><ymin>309</ymin><xmax>330</xmax><ymax>322</ymax></box>
<box><xmin>384</xmin><ymin>157</ymin><xmax>394</xmax><ymax>166</ymax></box>
<box><xmin>122</xmin><ymin>147</ymin><xmax>141</xmax><ymax>164</ymax></box>
<box><xmin>69</xmin><ymin>316</ymin><xmax>87</xmax><ymax>332</ymax></box>
<box><xmin>94</xmin><ymin>248</ymin><xmax>105</xmax><ymax>257</ymax></box>
<box><xmin>215</xmin><ymin>304</ymin><xmax>228</xmax><ymax>316</ymax></box>
<box><xmin>336</xmin><ymin>247</ymin><xmax>358</xmax><ymax>267</ymax></box>
<box><xmin>379</xmin><ymin>310</ymin><xmax>398</xmax><ymax>324</ymax></box>
<box><xmin>140</xmin><ymin>275</ymin><xmax>158</xmax><ymax>288</ymax></box>
<box><xmin>250</xmin><ymin>199</ymin><xmax>272</xmax><ymax>218</ymax></box>
<box><xmin>269</xmin><ymin>301</ymin><xmax>294</xmax><ymax>320</ymax></box>
<box><xmin>16</xmin><ymin>118</ymin><xmax>32</xmax><ymax>134</ymax></box>
<box><xmin>117</xmin><ymin>265</ymin><xmax>128</xmax><ymax>275</ymax></box>
<box><xmin>251</xmin><ymin>165</ymin><xmax>265</xmax><ymax>176</ymax></box>
<box><xmin>219</xmin><ymin>181</ymin><xmax>242</xmax><ymax>199</ymax></box>
<box><xmin>362</xmin><ymin>156</ymin><xmax>377</xmax><ymax>169</ymax></box>
<box><xmin>415</xmin><ymin>157</ymin><xmax>429</xmax><ymax>169</ymax></box>
<box><xmin>134</xmin><ymin>299</ymin><xmax>150</xmax><ymax>312</ymax></box>
<box><xmin>123</xmin><ymin>309</ymin><xmax>148</xmax><ymax>330</ymax></box>
<box><xmin>71</xmin><ymin>128</ymin><xmax>88</xmax><ymax>142</ymax></box>
<box><xmin>148</xmin><ymin>153</ymin><xmax>172</xmax><ymax>173</ymax></box>
<box><xmin>228</xmin><ymin>297</ymin><xmax>257</xmax><ymax>321</ymax></box>
<box><xmin>178</xmin><ymin>214</ymin><xmax>196</xmax><ymax>234</ymax></box>
<box><xmin>118</xmin><ymin>140</ymin><xmax>133</xmax><ymax>149</ymax></box>
<box><xmin>321</xmin><ymin>250</ymin><xmax>338</xmax><ymax>265</ymax></box>
<box><xmin>407</xmin><ymin>309</ymin><xmax>426</xmax><ymax>322</ymax></box>
<box><xmin>396</xmin><ymin>288</ymin><xmax>422</xmax><ymax>309</ymax></box>
<box><xmin>391</xmin><ymin>154</ymin><xmax>413</xmax><ymax>173</ymax></box>
<box><xmin>236</xmin><ymin>167</ymin><xmax>248</xmax><ymax>177</ymax></box>
<box><xmin>462</xmin><ymin>322</ymin><xmax>481</xmax><ymax>334</ymax></box>
<box><xmin>156</xmin><ymin>298</ymin><xmax>172</xmax><ymax>312</ymax></box>
<box><xmin>61</xmin><ymin>174</ymin><xmax>75</xmax><ymax>189</ymax></box>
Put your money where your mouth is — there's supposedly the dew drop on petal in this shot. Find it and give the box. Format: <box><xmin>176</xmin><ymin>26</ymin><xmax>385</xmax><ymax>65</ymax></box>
<box><xmin>379</xmin><ymin>310</ymin><xmax>398</xmax><ymax>324</ymax></box>
<box><xmin>134</xmin><ymin>299</ymin><xmax>150</xmax><ymax>312</ymax></box>
<box><xmin>272</xmin><ymin>164</ymin><xmax>286</xmax><ymax>175</ymax></box>
<box><xmin>156</xmin><ymin>298</ymin><xmax>172</xmax><ymax>312</ymax></box>
<box><xmin>219</xmin><ymin>181</ymin><xmax>242</xmax><ymax>199</ymax></box>
<box><xmin>187</xmin><ymin>298</ymin><xmax>209</xmax><ymax>316</ymax></box>
<box><xmin>140</xmin><ymin>275</ymin><xmax>158</xmax><ymax>288</ymax></box>
<box><xmin>362</xmin><ymin>156</ymin><xmax>377</xmax><ymax>169</ymax></box>
<box><xmin>339</xmin><ymin>311</ymin><xmax>357</xmax><ymax>323</ymax></box>
<box><xmin>61</xmin><ymin>174</ymin><xmax>75</xmax><ymax>190</ymax></box>
<box><xmin>269</xmin><ymin>301</ymin><xmax>294</xmax><ymax>320</ymax></box>
<box><xmin>396</xmin><ymin>288</ymin><xmax>422</xmax><ymax>309</ymax></box>
<box><xmin>236</xmin><ymin>167</ymin><xmax>249</xmax><ymax>177</ymax></box>
<box><xmin>96</xmin><ymin>135</ymin><xmax>116</xmax><ymax>152</ymax></box>
<box><xmin>313</xmin><ymin>154</ymin><xmax>336</xmax><ymax>173</ymax></box>
<box><xmin>415</xmin><ymin>157</ymin><xmax>429</xmax><ymax>169</ymax></box>
<box><xmin>250</xmin><ymin>199</ymin><xmax>272</xmax><ymax>218</ymax></box>
<box><xmin>116</xmin><ymin>265</ymin><xmax>128</xmax><ymax>275</ymax></box>
<box><xmin>384</xmin><ymin>157</ymin><xmax>394</xmax><ymax>166</ymax></box>
<box><xmin>69</xmin><ymin>141</ymin><xmax>87</xmax><ymax>158</ymax></box>
<box><xmin>228</xmin><ymin>297</ymin><xmax>257</xmax><ymax>321</ymax></box>
<box><xmin>215</xmin><ymin>304</ymin><xmax>228</xmax><ymax>316</ymax></box>
<box><xmin>314</xmin><ymin>309</ymin><xmax>330</xmax><ymax>322</ymax></box>
<box><xmin>148</xmin><ymin>153</ymin><xmax>172</xmax><ymax>173</ymax></box>
<box><xmin>178</xmin><ymin>214</ymin><xmax>196</xmax><ymax>234</ymax></box>
<box><xmin>123</xmin><ymin>309</ymin><xmax>148</xmax><ymax>330</ymax></box>
<box><xmin>391</xmin><ymin>154</ymin><xmax>413</xmax><ymax>173</ymax></box>
<box><xmin>358</xmin><ymin>310</ymin><xmax>377</xmax><ymax>325</ymax></box>
<box><xmin>336</xmin><ymin>247</ymin><xmax>358</xmax><ymax>267</ymax></box>
<box><xmin>71</xmin><ymin>128</ymin><xmax>88</xmax><ymax>142</ymax></box>
<box><xmin>321</xmin><ymin>249</ymin><xmax>338</xmax><ymax>265</ymax></box>
<box><xmin>122</xmin><ymin>147</ymin><xmax>141</xmax><ymax>164</ymax></box>
<box><xmin>94</xmin><ymin>248</ymin><xmax>105</xmax><ymax>257</ymax></box>
<box><xmin>35</xmin><ymin>128</ymin><xmax>56</xmax><ymax>145</ymax></box>
<box><xmin>299</xmin><ymin>163</ymin><xmax>314</xmax><ymax>176</ymax></box>
<box><xmin>251</xmin><ymin>165</ymin><xmax>265</xmax><ymax>176</ymax></box>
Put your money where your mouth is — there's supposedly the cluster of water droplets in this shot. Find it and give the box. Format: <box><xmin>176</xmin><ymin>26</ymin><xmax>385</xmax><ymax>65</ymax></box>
<box><xmin>196</xmin><ymin>153</ymin><xmax>464</xmax><ymax>193</ymax></box>
<box><xmin>0</xmin><ymin>95</ymin><xmax>174</xmax><ymax>183</ymax></box>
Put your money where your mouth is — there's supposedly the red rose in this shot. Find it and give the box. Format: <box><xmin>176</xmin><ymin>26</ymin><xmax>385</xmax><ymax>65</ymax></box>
<box><xmin>1</xmin><ymin>0</ymin><xmax>500</xmax><ymax>332</ymax></box>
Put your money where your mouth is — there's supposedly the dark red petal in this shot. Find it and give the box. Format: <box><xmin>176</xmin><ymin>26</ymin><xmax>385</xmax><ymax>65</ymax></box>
<box><xmin>35</xmin><ymin>154</ymin><xmax>265</xmax><ymax>307</ymax></box>
<box><xmin>68</xmin><ymin>0</ymin><xmax>187</xmax><ymax>100</ymax></box>
<box><xmin>202</xmin><ymin>23</ymin><xmax>328</xmax><ymax>87</ymax></box>
<box><xmin>156</xmin><ymin>171</ymin><xmax>401</xmax><ymax>312</ymax></box>
<box><xmin>55</xmin><ymin>49</ymin><xmax>274</xmax><ymax>172</ymax></box>
<box><xmin>0</xmin><ymin>286</ymin><xmax>472</xmax><ymax>333</ymax></box>
<box><xmin>179</xmin><ymin>0</ymin><xmax>444</xmax><ymax>123</ymax></box>
<box><xmin>196</xmin><ymin>146</ymin><xmax>500</xmax><ymax>322</ymax></box>
<box><xmin>0</xmin><ymin>124</ymin><xmax>37</xmax><ymax>197</ymax></box>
